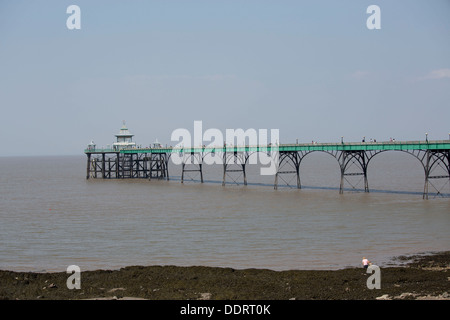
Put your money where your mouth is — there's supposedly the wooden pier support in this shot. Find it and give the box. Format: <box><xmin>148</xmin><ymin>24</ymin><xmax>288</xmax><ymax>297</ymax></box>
<box><xmin>86</xmin><ymin>153</ymin><xmax>91</xmax><ymax>179</ymax></box>
<box><xmin>148</xmin><ymin>153</ymin><xmax>169</xmax><ymax>180</ymax></box>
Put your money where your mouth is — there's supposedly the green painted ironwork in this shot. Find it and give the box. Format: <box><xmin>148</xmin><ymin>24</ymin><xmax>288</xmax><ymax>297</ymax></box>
<box><xmin>85</xmin><ymin>140</ymin><xmax>450</xmax><ymax>154</ymax></box>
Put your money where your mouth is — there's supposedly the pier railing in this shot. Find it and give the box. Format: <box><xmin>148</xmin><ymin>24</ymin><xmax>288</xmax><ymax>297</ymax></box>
<box><xmin>85</xmin><ymin>140</ymin><xmax>450</xmax><ymax>154</ymax></box>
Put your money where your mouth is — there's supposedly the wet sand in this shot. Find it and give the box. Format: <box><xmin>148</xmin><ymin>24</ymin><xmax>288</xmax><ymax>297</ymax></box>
<box><xmin>1</xmin><ymin>252</ymin><xmax>449</xmax><ymax>300</ymax></box>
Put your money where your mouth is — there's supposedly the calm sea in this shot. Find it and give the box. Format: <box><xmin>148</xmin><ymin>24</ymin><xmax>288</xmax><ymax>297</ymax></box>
<box><xmin>0</xmin><ymin>152</ymin><xmax>449</xmax><ymax>272</ymax></box>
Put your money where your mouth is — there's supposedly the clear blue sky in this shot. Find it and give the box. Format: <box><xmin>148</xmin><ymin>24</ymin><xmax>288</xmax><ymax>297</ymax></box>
<box><xmin>1</xmin><ymin>0</ymin><xmax>449</xmax><ymax>156</ymax></box>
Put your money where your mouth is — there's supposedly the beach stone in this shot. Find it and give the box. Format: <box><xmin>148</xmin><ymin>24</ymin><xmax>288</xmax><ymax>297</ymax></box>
<box><xmin>198</xmin><ymin>293</ymin><xmax>212</xmax><ymax>300</ymax></box>
<box><xmin>108</xmin><ymin>288</ymin><xmax>125</xmax><ymax>293</ymax></box>
<box><xmin>394</xmin><ymin>292</ymin><xmax>416</xmax><ymax>299</ymax></box>
<box><xmin>416</xmin><ymin>294</ymin><xmax>449</xmax><ymax>300</ymax></box>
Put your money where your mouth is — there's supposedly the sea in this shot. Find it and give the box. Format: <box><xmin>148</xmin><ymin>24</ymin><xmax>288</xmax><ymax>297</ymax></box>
<box><xmin>0</xmin><ymin>151</ymin><xmax>449</xmax><ymax>272</ymax></box>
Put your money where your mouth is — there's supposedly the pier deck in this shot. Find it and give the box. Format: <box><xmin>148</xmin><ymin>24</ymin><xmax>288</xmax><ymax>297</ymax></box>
<box><xmin>86</xmin><ymin>140</ymin><xmax>450</xmax><ymax>154</ymax></box>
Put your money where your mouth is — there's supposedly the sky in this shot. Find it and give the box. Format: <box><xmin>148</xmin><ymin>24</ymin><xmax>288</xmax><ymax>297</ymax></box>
<box><xmin>0</xmin><ymin>0</ymin><xmax>449</xmax><ymax>156</ymax></box>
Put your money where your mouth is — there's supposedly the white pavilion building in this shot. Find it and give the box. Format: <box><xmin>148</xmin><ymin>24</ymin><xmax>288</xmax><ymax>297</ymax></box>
<box><xmin>113</xmin><ymin>121</ymin><xmax>136</xmax><ymax>150</ymax></box>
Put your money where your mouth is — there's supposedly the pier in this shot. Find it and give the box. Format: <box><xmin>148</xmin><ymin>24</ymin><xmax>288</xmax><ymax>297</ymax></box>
<box><xmin>85</xmin><ymin>125</ymin><xmax>450</xmax><ymax>199</ymax></box>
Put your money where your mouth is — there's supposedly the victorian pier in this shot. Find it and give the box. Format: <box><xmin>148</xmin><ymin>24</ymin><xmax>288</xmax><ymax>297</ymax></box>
<box><xmin>85</xmin><ymin>123</ymin><xmax>450</xmax><ymax>199</ymax></box>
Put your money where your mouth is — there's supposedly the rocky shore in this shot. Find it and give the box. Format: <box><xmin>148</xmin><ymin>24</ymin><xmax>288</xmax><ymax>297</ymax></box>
<box><xmin>1</xmin><ymin>251</ymin><xmax>449</xmax><ymax>300</ymax></box>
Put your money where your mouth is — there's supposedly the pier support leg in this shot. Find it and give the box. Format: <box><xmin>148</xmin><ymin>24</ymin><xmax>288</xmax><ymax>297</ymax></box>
<box><xmin>115</xmin><ymin>154</ymin><xmax>119</xmax><ymax>178</ymax></box>
<box><xmin>200</xmin><ymin>163</ymin><xmax>204</xmax><ymax>183</ymax></box>
<box><xmin>130</xmin><ymin>153</ymin><xmax>134</xmax><ymax>178</ymax></box>
<box><xmin>165</xmin><ymin>155</ymin><xmax>170</xmax><ymax>181</ymax></box>
<box><xmin>338</xmin><ymin>151</ymin><xmax>370</xmax><ymax>194</ymax></box>
<box><xmin>180</xmin><ymin>152</ymin><xmax>203</xmax><ymax>184</ymax></box>
<box><xmin>102</xmin><ymin>153</ymin><xmax>106</xmax><ymax>179</ymax></box>
<box><xmin>274</xmin><ymin>151</ymin><xmax>301</xmax><ymax>190</ymax></box>
<box><xmin>181</xmin><ymin>162</ymin><xmax>185</xmax><ymax>184</ymax></box>
<box><xmin>86</xmin><ymin>154</ymin><xmax>91</xmax><ymax>179</ymax></box>
<box><xmin>93</xmin><ymin>158</ymin><xmax>98</xmax><ymax>178</ymax></box>
<box><xmin>222</xmin><ymin>150</ymin><xmax>247</xmax><ymax>186</ymax></box>
<box><xmin>422</xmin><ymin>150</ymin><xmax>450</xmax><ymax>199</ymax></box>
<box><xmin>149</xmin><ymin>153</ymin><xmax>169</xmax><ymax>181</ymax></box>
<box><xmin>222</xmin><ymin>160</ymin><xmax>226</xmax><ymax>187</ymax></box>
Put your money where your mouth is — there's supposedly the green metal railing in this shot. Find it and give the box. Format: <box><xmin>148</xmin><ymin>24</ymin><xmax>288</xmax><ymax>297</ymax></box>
<box><xmin>85</xmin><ymin>140</ymin><xmax>450</xmax><ymax>154</ymax></box>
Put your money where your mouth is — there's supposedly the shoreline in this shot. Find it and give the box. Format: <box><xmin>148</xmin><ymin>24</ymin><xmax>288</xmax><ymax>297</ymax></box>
<box><xmin>4</xmin><ymin>248</ymin><xmax>447</xmax><ymax>274</ymax></box>
<box><xmin>1</xmin><ymin>251</ymin><xmax>449</xmax><ymax>300</ymax></box>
